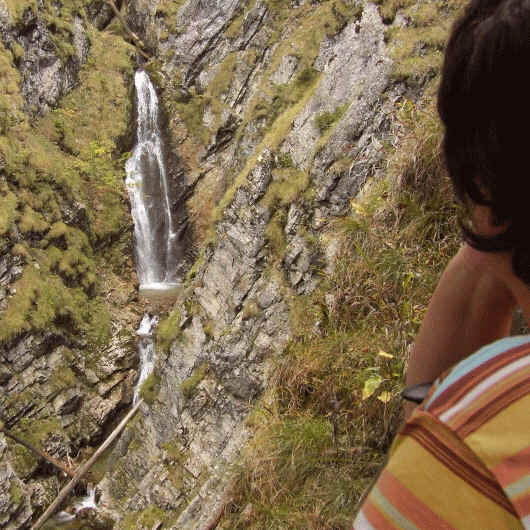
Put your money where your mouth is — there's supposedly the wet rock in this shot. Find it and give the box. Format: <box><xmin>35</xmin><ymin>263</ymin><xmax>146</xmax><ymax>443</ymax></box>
<box><xmin>195</xmin><ymin>154</ymin><xmax>272</xmax><ymax>326</ymax></box>
<box><xmin>284</xmin><ymin>4</ymin><xmax>391</xmax><ymax>182</ymax></box>
<box><xmin>86</xmin><ymin>0</ymin><xmax>115</xmax><ymax>30</ymax></box>
<box><xmin>222</xmin><ymin>373</ymin><xmax>261</xmax><ymax>400</ymax></box>
<box><xmin>61</xmin><ymin>200</ymin><xmax>90</xmax><ymax>234</ymax></box>
<box><xmin>77</xmin><ymin>508</ymin><xmax>115</xmax><ymax>530</ymax></box>
<box><xmin>14</xmin><ymin>10</ymin><xmax>89</xmax><ymax>116</ymax></box>
<box><xmin>285</xmin><ymin>203</ymin><xmax>304</xmax><ymax>236</ymax></box>
<box><xmin>3</xmin><ymin>332</ymin><xmax>59</xmax><ymax>374</ymax></box>
<box><xmin>28</xmin><ymin>476</ymin><xmax>57</xmax><ymax>513</ymax></box>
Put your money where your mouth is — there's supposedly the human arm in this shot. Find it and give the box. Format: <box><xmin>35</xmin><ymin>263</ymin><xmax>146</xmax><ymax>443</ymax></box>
<box><xmin>404</xmin><ymin>243</ymin><xmax>516</xmax><ymax>416</ymax></box>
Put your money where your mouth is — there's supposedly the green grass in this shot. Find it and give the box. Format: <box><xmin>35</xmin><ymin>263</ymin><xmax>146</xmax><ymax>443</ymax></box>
<box><xmin>157</xmin><ymin>307</ymin><xmax>182</xmax><ymax>354</ymax></box>
<box><xmin>382</xmin><ymin>0</ymin><xmax>464</xmax><ymax>86</ymax></box>
<box><xmin>140</xmin><ymin>372</ymin><xmax>162</xmax><ymax>404</ymax></box>
<box><xmin>8</xmin><ymin>417</ymin><xmax>63</xmax><ymax>477</ymax></box>
<box><xmin>264</xmin><ymin>211</ymin><xmax>287</xmax><ymax>259</ymax></box>
<box><xmin>225</xmin><ymin>0</ymin><xmax>258</xmax><ymax>39</ymax></box>
<box><xmin>37</xmin><ymin>27</ymin><xmax>134</xmax><ymax>243</ymax></box>
<box><xmin>5</xmin><ymin>1</ymin><xmax>94</xmax><ymax>60</ymax></box>
<box><xmin>179</xmin><ymin>363</ymin><xmax>209</xmax><ymax>399</ymax></box>
<box><xmin>0</xmin><ymin>42</ymin><xmax>25</xmax><ymax>134</ymax></box>
<box><xmin>315</xmin><ymin>104</ymin><xmax>348</xmax><ymax>134</ymax></box>
<box><xmin>219</xmin><ymin>90</ymin><xmax>461</xmax><ymax>528</ymax></box>
<box><xmin>9</xmin><ymin>482</ymin><xmax>23</xmax><ymax>505</ymax></box>
<box><xmin>169</xmin><ymin>93</ymin><xmax>211</xmax><ymax>145</ymax></box>
<box><xmin>0</xmin><ymin>22</ymin><xmax>134</xmax><ymax>349</ymax></box>
<box><xmin>261</xmin><ymin>168</ymin><xmax>310</xmax><ymax>209</ymax></box>
<box><xmin>4</xmin><ymin>0</ymin><xmax>38</xmax><ymax>24</ymax></box>
<box><xmin>155</xmin><ymin>0</ymin><xmax>188</xmax><ymax>34</ymax></box>
<box><xmin>0</xmin><ymin>185</ymin><xmax>18</xmax><ymax>235</ymax></box>
<box><xmin>119</xmin><ymin>504</ymin><xmax>180</xmax><ymax>530</ymax></box>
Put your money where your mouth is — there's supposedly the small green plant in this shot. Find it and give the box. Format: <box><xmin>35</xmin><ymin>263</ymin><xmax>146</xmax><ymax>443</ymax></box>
<box><xmin>157</xmin><ymin>308</ymin><xmax>181</xmax><ymax>354</ymax></box>
<box><xmin>139</xmin><ymin>372</ymin><xmax>161</xmax><ymax>404</ymax></box>
<box><xmin>264</xmin><ymin>211</ymin><xmax>287</xmax><ymax>259</ymax></box>
<box><xmin>261</xmin><ymin>168</ymin><xmax>309</xmax><ymax>209</ymax></box>
<box><xmin>120</xmin><ymin>504</ymin><xmax>179</xmax><ymax>530</ymax></box>
<box><xmin>179</xmin><ymin>363</ymin><xmax>209</xmax><ymax>399</ymax></box>
<box><xmin>276</xmin><ymin>152</ymin><xmax>294</xmax><ymax>168</ymax></box>
<box><xmin>315</xmin><ymin>105</ymin><xmax>348</xmax><ymax>134</ymax></box>
<box><xmin>169</xmin><ymin>92</ymin><xmax>211</xmax><ymax>145</ymax></box>
<box><xmin>9</xmin><ymin>482</ymin><xmax>23</xmax><ymax>505</ymax></box>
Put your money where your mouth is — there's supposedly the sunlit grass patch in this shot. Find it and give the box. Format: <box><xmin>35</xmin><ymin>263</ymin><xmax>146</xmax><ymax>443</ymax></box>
<box><xmin>382</xmin><ymin>0</ymin><xmax>465</xmax><ymax>85</ymax></box>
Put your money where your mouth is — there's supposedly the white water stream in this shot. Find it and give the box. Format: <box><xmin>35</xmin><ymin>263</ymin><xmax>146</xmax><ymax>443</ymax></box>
<box><xmin>53</xmin><ymin>70</ymin><xmax>176</xmax><ymax>528</ymax></box>
<box><xmin>125</xmin><ymin>70</ymin><xmax>179</xmax><ymax>291</ymax></box>
<box><xmin>133</xmin><ymin>313</ymin><xmax>159</xmax><ymax>403</ymax></box>
<box><xmin>54</xmin><ymin>486</ymin><xmax>96</xmax><ymax>525</ymax></box>
<box><xmin>126</xmin><ymin>71</ymin><xmax>179</xmax><ymax>400</ymax></box>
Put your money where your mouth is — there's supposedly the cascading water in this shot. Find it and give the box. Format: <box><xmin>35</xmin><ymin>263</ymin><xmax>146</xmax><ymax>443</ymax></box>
<box><xmin>51</xmin><ymin>70</ymin><xmax>175</xmax><ymax>528</ymax></box>
<box><xmin>54</xmin><ymin>485</ymin><xmax>97</xmax><ymax>525</ymax></box>
<box><xmin>133</xmin><ymin>313</ymin><xmax>159</xmax><ymax>403</ymax></box>
<box><xmin>126</xmin><ymin>70</ymin><xmax>179</xmax><ymax>401</ymax></box>
<box><xmin>125</xmin><ymin>70</ymin><xmax>179</xmax><ymax>293</ymax></box>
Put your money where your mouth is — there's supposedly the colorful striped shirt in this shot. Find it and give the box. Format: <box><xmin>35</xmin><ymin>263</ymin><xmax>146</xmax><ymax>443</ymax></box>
<box><xmin>354</xmin><ymin>335</ymin><xmax>530</xmax><ymax>529</ymax></box>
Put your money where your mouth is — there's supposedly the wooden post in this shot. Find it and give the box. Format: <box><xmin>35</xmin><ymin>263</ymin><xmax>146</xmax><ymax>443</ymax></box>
<box><xmin>103</xmin><ymin>0</ymin><xmax>151</xmax><ymax>60</ymax></box>
<box><xmin>30</xmin><ymin>399</ymin><xmax>144</xmax><ymax>530</ymax></box>
<box><xmin>1</xmin><ymin>428</ymin><xmax>76</xmax><ymax>478</ymax></box>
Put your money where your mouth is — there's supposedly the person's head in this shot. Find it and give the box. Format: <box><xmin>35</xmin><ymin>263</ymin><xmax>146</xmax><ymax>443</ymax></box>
<box><xmin>438</xmin><ymin>0</ymin><xmax>530</xmax><ymax>283</ymax></box>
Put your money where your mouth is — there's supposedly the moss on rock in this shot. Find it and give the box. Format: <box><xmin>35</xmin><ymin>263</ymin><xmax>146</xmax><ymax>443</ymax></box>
<box><xmin>156</xmin><ymin>308</ymin><xmax>182</xmax><ymax>354</ymax></box>
<box><xmin>179</xmin><ymin>363</ymin><xmax>209</xmax><ymax>399</ymax></box>
<box><xmin>139</xmin><ymin>372</ymin><xmax>161</xmax><ymax>404</ymax></box>
<box><xmin>0</xmin><ymin>19</ymin><xmax>135</xmax><ymax>349</ymax></box>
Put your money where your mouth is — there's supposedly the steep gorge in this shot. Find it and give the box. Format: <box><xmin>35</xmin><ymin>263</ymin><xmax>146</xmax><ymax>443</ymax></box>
<box><xmin>0</xmin><ymin>0</ymin><xmax>460</xmax><ymax>528</ymax></box>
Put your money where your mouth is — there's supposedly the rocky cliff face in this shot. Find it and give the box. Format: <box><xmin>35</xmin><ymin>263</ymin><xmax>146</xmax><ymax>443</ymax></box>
<box><xmin>0</xmin><ymin>1</ymin><xmax>141</xmax><ymax>527</ymax></box>
<box><xmin>99</xmin><ymin>0</ymin><xmax>402</xmax><ymax>528</ymax></box>
<box><xmin>0</xmin><ymin>0</ymin><xmax>446</xmax><ymax>527</ymax></box>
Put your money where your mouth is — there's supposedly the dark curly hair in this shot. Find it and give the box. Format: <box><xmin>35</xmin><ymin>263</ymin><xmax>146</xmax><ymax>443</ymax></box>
<box><xmin>438</xmin><ymin>0</ymin><xmax>530</xmax><ymax>283</ymax></box>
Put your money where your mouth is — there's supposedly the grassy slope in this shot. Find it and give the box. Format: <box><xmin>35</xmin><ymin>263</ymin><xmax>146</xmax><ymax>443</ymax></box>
<box><xmin>220</xmin><ymin>103</ymin><xmax>460</xmax><ymax>529</ymax></box>
<box><xmin>0</xmin><ymin>4</ymin><xmax>134</xmax><ymax>346</ymax></box>
<box><xmin>213</xmin><ymin>1</ymin><xmax>465</xmax><ymax>528</ymax></box>
<box><xmin>0</xmin><ymin>2</ymin><xmax>135</xmax><ymax>478</ymax></box>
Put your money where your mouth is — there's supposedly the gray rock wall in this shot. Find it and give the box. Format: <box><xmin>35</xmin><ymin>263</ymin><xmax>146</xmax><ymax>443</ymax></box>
<box><xmin>99</xmin><ymin>1</ymin><xmax>405</xmax><ymax>527</ymax></box>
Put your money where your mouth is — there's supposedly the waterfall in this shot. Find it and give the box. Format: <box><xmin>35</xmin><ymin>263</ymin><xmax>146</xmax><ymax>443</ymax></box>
<box><xmin>54</xmin><ymin>485</ymin><xmax>97</xmax><ymax>525</ymax></box>
<box><xmin>133</xmin><ymin>313</ymin><xmax>159</xmax><ymax>403</ymax></box>
<box><xmin>125</xmin><ymin>70</ymin><xmax>181</xmax><ymax>405</ymax></box>
<box><xmin>125</xmin><ymin>70</ymin><xmax>179</xmax><ymax>292</ymax></box>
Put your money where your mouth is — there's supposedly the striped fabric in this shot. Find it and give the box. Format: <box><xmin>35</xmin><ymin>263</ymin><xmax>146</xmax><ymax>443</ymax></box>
<box><xmin>354</xmin><ymin>336</ymin><xmax>530</xmax><ymax>529</ymax></box>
